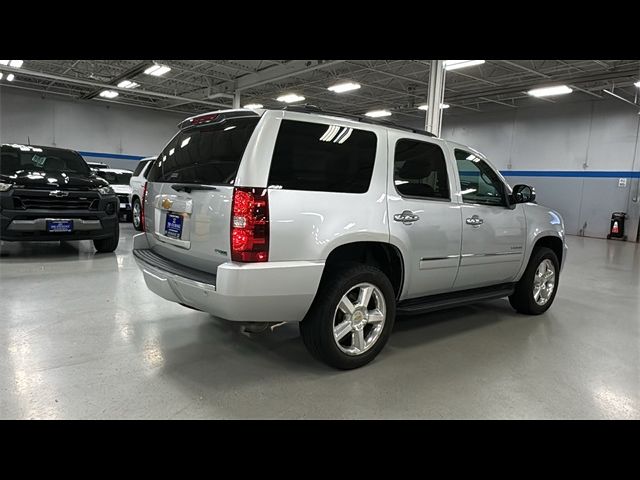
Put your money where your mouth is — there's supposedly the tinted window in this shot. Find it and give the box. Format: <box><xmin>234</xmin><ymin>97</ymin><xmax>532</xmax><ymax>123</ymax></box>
<box><xmin>1</xmin><ymin>145</ymin><xmax>89</xmax><ymax>176</ymax></box>
<box><xmin>132</xmin><ymin>160</ymin><xmax>148</xmax><ymax>177</ymax></box>
<box><xmin>95</xmin><ymin>170</ymin><xmax>132</xmax><ymax>185</ymax></box>
<box><xmin>393</xmin><ymin>139</ymin><xmax>449</xmax><ymax>200</ymax></box>
<box><xmin>148</xmin><ymin>117</ymin><xmax>259</xmax><ymax>184</ymax></box>
<box><xmin>455</xmin><ymin>149</ymin><xmax>505</xmax><ymax>206</ymax></box>
<box><xmin>268</xmin><ymin>120</ymin><xmax>377</xmax><ymax>193</ymax></box>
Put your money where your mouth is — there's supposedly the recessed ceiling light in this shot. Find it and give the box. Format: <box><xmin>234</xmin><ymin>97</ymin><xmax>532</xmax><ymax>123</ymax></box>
<box><xmin>117</xmin><ymin>80</ymin><xmax>139</xmax><ymax>89</ymax></box>
<box><xmin>528</xmin><ymin>85</ymin><xmax>573</xmax><ymax>97</ymax></box>
<box><xmin>444</xmin><ymin>60</ymin><xmax>485</xmax><ymax>71</ymax></box>
<box><xmin>99</xmin><ymin>90</ymin><xmax>119</xmax><ymax>99</ymax></box>
<box><xmin>0</xmin><ymin>61</ymin><xmax>9</xmax><ymax>66</ymax></box>
<box><xmin>144</xmin><ymin>64</ymin><xmax>171</xmax><ymax>76</ymax></box>
<box><xmin>635</xmin><ymin>81</ymin><xmax>640</xmax><ymax>88</ymax></box>
<box><xmin>277</xmin><ymin>93</ymin><xmax>305</xmax><ymax>103</ymax></box>
<box><xmin>8</xmin><ymin>60</ymin><xmax>24</xmax><ymax>68</ymax></box>
<box><xmin>243</xmin><ymin>103</ymin><xmax>264</xmax><ymax>109</ymax></box>
<box><xmin>418</xmin><ymin>103</ymin><xmax>450</xmax><ymax>110</ymax></box>
<box><xmin>7</xmin><ymin>74</ymin><xmax>15</xmax><ymax>82</ymax></box>
<box><xmin>365</xmin><ymin>110</ymin><xmax>392</xmax><ymax>118</ymax></box>
<box><xmin>327</xmin><ymin>82</ymin><xmax>361</xmax><ymax>93</ymax></box>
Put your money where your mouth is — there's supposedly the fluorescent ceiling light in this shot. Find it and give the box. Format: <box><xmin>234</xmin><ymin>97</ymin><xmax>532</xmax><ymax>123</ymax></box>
<box><xmin>144</xmin><ymin>64</ymin><xmax>171</xmax><ymax>76</ymax></box>
<box><xmin>327</xmin><ymin>82</ymin><xmax>361</xmax><ymax>93</ymax></box>
<box><xmin>117</xmin><ymin>80</ymin><xmax>139</xmax><ymax>89</ymax></box>
<box><xmin>0</xmin><ymin>73</ymin><xmax>3</xmax><ymax>80</ymax></box>
<box><xmin>418</xmin><ymin>103</ymin><xmax>449</xmax><ymax>110</ymax></box>
<box><xmin>277</xmin><ymin>93</ymin><xmax>305</xmax><ymax>103</ymax></box>
<box><xmin>635</xmin><ymin>81</ymin><xmax>640</xmax><ymax>88</ymax></box>
<box><xmin>528</xmin><ymin>85</ymin><xmax>573</xmax><ymax>97</ymax></box>
<box><xmin>243</xmin><ymin>103</ymin><xmax>263</xmax><ymax>109</ymax></box>
<box><xmin>7</xmin><ymin>74</ymin><xmax>15</xmax><ymax>82</ymax></box>
<box><xmin>8</xmin><ymin>60</ymin><xmax>23</xmax><ymax>68</ymax></box>
<box><xmin>444</xmin><ymin>60</ymin><xmax>485</xmax><ymax>71</ymax></box>
<box><xmin>365</xmin><ymin>109</ymin><xmax>392</xmax><ymax>118</ymax></box>
<box><xmin>0</xmin><ymin>61</ymin><xmax>8</xmax><ymax>65</ymax></box>
<box><xmin>99</xmin><ymin>90</ymin><xmax>119</xmax><ymax>99</ymax></box>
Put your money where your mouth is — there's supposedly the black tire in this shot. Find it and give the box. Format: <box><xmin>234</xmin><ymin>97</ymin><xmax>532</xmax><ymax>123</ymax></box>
<box><xmin>93</xmin><ymin>221</ymin><xmax>119</xmax><ymax>253</ymax></box>
<box><xmin>299</xmin><ymin>263</ymin><xmax>396</xmax><ymax>370</ymax></box>
<box><xmin>132</xmin><ymin>198</ymin><xmax>143</xmax><ymax>231</ymax></box>
<box><xmin>509</xmin><ymin>247</ymin><xmax>559</xmax><ymax>315</ymax></box>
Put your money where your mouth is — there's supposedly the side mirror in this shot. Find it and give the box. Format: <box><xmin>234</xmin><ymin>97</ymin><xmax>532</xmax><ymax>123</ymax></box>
<box><xmin>511</xmin><ymin>184</ymin><xmax>536</xmax><ymax>204</ymax></box>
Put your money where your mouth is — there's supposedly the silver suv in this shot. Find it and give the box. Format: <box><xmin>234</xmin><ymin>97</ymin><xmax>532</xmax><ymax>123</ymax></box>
<box><xmin>133</xmin><ymin>106</ymin><xmax>567</xmax><ymax>369</ymax></box>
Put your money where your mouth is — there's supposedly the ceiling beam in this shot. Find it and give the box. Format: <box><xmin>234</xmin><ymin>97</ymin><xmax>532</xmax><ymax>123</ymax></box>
<box><xmin>0</xmin><ymin>65</ymin><xmax>232</xmax><ymax>109</ymax></box>
<box><xmin>235</xmin><ymin>60</ymin><xmax>345</xmax><ymax>91</ymax></box>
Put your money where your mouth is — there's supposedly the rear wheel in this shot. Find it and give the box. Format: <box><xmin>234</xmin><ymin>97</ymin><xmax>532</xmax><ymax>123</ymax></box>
<box><xmin>509</xmin><ymin>247</ymin><xmax>559</xmax><ymax>314</ymax></box>
<box><xmin>93</xmin><ymin>221</ymin><xmax>119</xmax><ymax>253</ymax></box>
<box><xmin>300</xmin><ymin>263</ymin><xmax>395</xmax><ymax>369</ymax></box>
<box><xmin>132</xmin><ymin>198</ymin><xmax>143</xmax><ymax>231</ymax></box>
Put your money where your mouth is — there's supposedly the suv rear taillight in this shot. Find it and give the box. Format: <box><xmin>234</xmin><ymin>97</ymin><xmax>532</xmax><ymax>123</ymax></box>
<box><xmin>231</xmin><ymin>187</ymin><xmax>269</xmax><ymax>262</ymax></box>
<box><xmin>141</xmin><ymin>182</ymin><xmax>148</xmax><ymax>232</ymax></box>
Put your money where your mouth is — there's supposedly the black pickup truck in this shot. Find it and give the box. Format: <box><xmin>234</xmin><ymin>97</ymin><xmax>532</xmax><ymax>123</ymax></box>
<box><xmin>0</xmin><ymin>143</ymin><xmax>120</xmax><ymax>252</ymax></box>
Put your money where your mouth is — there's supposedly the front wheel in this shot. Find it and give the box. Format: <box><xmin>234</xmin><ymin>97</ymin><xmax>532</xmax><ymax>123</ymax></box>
<box><xmin>300</xmin><ymin>264</ymin><xmax>396</xmax><ymax>370</ymax></box>
<box><xmin>509</xmin><ymin>247</ymin><xmax>559</xmax><ymax>314</ymax></box>
<box><xmin>93</xmin><ymin>221</ymin><xmax>119</xmax><ymax>253</ymax></box>
<box><xmin>132</xmin><ymin>198</ymin><xmax>143</xmax><ymax>231</ymax></box>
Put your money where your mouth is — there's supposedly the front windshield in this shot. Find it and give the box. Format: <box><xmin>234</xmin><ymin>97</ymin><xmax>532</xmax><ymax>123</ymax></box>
<box><xmin>0</xmin><ymin>145</ymin><xmax>90</xmax><ymax>176</ymax></box>
<box><xmin>95</xmin><ymin>171</ymin><xmax>132</xmax><ymax>185</ymax></box>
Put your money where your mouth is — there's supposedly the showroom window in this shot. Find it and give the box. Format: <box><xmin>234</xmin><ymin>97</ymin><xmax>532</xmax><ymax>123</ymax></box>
<box><xmin>454</xmin><ymin>149</ymin><xmax>506</xmax><ymax>206</ymax></box>
<box><xmin>268</xmin><ymin>120</ymin><xmax>377</xmax><ymax>193</ymax></box>
<box><xmin>393</xmin><ymin>139</ymin><xmax>450</xmax><ymax>200</ymax></box>
<box><xmin>148</xmin><ymin>117</ymin><xmax>259</xmax><ymax>184</ymax></box>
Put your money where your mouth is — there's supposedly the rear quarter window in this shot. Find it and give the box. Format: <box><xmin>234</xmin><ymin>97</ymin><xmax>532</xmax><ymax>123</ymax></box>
<box><xmin>268</xmin><ymin>120</ymin><xmax>377</xmax><ymax>194</ymax></box>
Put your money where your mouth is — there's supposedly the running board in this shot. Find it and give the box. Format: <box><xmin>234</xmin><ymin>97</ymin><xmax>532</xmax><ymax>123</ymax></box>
<box><xmin>397</xmin><ymin>283</ymin><xmax>516</xmax><ymax>316</ymax></box>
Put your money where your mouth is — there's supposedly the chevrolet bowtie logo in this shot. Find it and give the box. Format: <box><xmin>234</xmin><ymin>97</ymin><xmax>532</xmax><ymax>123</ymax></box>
<box><xmin>161</xmin><ymin>198</ymin><xmax>173</xmax><ymax>210</ymax></box>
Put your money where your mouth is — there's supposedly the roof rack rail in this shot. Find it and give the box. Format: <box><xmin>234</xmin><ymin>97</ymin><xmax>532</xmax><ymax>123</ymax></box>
<box><xmin>279</xmin><ymin>104</ymin><xmax>436</xmax><ymax>138</ymax></box>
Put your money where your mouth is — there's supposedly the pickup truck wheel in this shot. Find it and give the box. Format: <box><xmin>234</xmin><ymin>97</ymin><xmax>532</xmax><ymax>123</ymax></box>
<box><xmin>132</xmin><ymin>199</ymin><xmax>143</xmax><ymax>231</ymax></box>
<box><xmin>93</xmin><ymin>222</ymin><xmax>119</xmax><ymax>253</ymax></box>
<box><xmin>300</xmin><ymin>264</ymin><xmax>396</xmax><ymax>370</ymax></box>
<box><xmin>509</xmin><ymin>247</ymin><xmax>559</xmax><ymax>315</ymax></box>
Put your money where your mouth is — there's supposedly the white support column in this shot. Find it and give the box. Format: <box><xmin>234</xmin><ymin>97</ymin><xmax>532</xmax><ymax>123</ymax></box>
<box><xmin>233</xmin><ymin>92</ymin><xmax>241</xmax><ymax>108</ymax></box>
<box><xmin>425</xmin><ymin>60</ymin><xmax>446</xmax><ymax>137</ymax></box>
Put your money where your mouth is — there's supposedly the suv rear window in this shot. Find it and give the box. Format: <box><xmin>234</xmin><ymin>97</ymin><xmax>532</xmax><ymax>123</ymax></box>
<box><xmin>147</xmin><ymin>117</ymin><xmax>259</xmax><ymax>185</ymax></box>
<box><xmin>132</xmin><ymin>160</ymin><xmax>148</xmax><ymax>177</ymax></box>
<box><xmin>268</xmin><ymin>120</ymin><xmax>377</xmax><ymax>193</ymax></box>
<box><xmin>95</xmin><ymin>170</ymin><xmax>132</xmax><ymax>185</ymax></box>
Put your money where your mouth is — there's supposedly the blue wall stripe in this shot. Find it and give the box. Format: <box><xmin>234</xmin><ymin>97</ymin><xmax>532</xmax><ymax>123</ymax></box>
<box><xmin>501</xmin><ymin>170</ymin><xmax>640</xmax><ymax>178</ymax></box>
<box><xmin>78</xmin><ymin>150</ymin><xmax>147</xmax><ymax>161</ymax></box>
<box><xmin>75</xmin><ymin>149</ymin><xmax>640</xmax><ymax>178</ymax></box>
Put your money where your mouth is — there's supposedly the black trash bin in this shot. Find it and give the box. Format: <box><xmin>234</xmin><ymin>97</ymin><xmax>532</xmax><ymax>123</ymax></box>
<box><xmin>606</xmin><ymin>212</ymin><xmax>627</xmax><ymax>240</ymax></box>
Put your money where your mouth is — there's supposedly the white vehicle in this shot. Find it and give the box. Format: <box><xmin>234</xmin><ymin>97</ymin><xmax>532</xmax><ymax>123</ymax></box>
<box><xmin>129</xmin><ymin>157</ymin><xmax>155</xmax><ymax>231</ymax></box>
<box><xmin>133</xmin><ymin>106</ymin><xmax>568</xmax><ymax>369</ymax></box>
<box><xmin>94</xmin><ymin>168</ymin><xmax>134</xmax><ymax>221</ymax></box>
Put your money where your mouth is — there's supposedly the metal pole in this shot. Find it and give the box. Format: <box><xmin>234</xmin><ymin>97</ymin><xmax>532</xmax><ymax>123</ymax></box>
<box><xmin>425</xmin><ymin>60</ymin><xmax>446</xmax><ymax>136</ymax></box>
<box><xmin>233</xmin><ymin>92</ymin><xmax>241</xmax><ymax>108</ymax></box>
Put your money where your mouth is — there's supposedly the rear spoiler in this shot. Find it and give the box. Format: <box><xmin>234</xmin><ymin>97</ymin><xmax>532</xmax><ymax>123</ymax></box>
<box><xmin>178</xmin><ymin>109</ymin><xmax>260</xmax><ymax>130</ymax></box>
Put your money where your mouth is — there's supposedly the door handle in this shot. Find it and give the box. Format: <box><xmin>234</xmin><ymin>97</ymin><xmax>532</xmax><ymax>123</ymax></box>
<box><xmin>466</xmin><ymin>215</ymin><xmax>484</xmax><ymax>226</ymax></box>
<box><xmin>394</xmin><ymin>210</ymin><xmax>420</xmax><ymax>224</ymax></box>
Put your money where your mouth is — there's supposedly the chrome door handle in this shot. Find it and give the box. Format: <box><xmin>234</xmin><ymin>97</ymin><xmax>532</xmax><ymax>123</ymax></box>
<box><xmin>466</xmin><ymin>215</ymin><xmax>484</xmax><ymax>226</ymax></box>
<box><xmin>394</xmin><ymin>210</ymin><xmax>420</xmax><ymax>224</ymax></box>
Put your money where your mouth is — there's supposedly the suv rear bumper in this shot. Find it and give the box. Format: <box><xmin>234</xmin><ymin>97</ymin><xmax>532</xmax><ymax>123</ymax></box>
<box><xmin>132</xmin><ymin>233</ymin><xmax>324</xmax><ymax>322</ymax></box>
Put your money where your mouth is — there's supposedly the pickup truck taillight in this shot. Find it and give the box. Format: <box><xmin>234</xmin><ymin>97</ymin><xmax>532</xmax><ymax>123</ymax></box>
<box><xmin>231</xmin><ymin>187</ymin><xmax>269</xmax><ymax>262</ymax></box>
<box><xmin>141</xmin><ymin>182</ymin><xmax>148</xmax><ymax>232</ymax></box>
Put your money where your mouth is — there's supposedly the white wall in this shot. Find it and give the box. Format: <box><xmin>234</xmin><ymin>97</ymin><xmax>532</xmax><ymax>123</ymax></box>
<box><xmin>0</xmin><ymin>87</ymin><xmax>186</xmax><ymax>169</ymax></box>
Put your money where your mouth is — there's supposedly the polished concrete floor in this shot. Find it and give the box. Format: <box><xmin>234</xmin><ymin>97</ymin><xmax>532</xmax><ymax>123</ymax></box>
<box><xmin>0</xmin><ymin>224</ymin><xmax>638</xmax><ymax>419</ymax></box>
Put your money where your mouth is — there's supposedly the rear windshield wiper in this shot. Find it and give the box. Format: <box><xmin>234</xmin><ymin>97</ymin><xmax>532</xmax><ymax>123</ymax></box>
<box><xmin>171</xmin><ymin>183</ymin><xmax>218</xmax><ymax>193</ymax></box>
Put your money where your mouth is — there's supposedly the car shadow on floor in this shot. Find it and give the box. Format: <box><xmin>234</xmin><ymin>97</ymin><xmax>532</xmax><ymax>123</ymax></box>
<box><xmin>0</xmin><ymin>240</ymin><xmax>120</xmax><ymax>262</ymax></box>
<box><xmin>154</xmin><ymin>298</ymin><xmax>543</xmax><ymax>393</ymax></box>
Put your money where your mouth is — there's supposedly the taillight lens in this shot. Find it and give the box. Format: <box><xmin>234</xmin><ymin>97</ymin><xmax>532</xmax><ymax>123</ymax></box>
<box><xmin>231</xmin><ymin>187</ymin><xmax>269</xmax><ymax>262</ymax></box>
<box><xmin>141</xmin><ymin>182</ymin><xmax>148</xmax><ymax>232</ymax></box>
